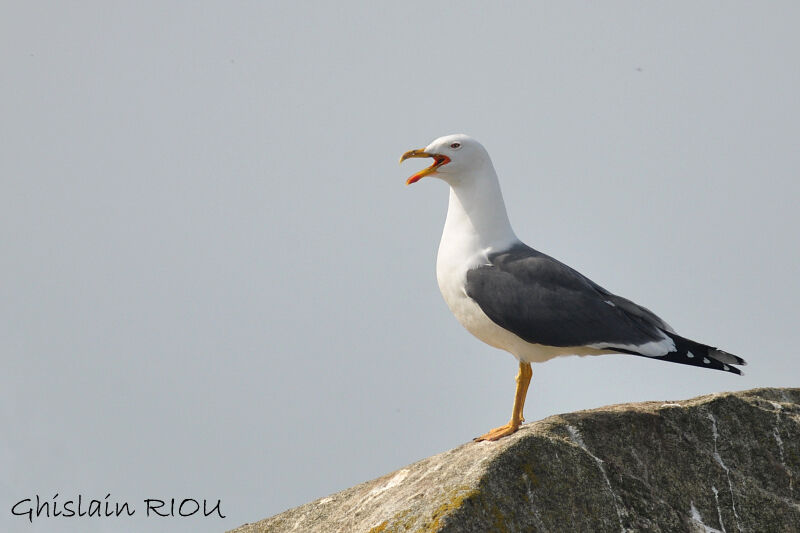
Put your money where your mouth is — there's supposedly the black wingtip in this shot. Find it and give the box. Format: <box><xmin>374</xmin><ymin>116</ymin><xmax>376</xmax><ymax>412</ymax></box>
<box><xmin>628</xmin><ymin>334</ymin><xmax>746</xmax><ymax>375</ymax></box>
<box><xmin>710</xmin><ymin>348</ymin><xmax>747</xmax><ymax>366</ymax></box>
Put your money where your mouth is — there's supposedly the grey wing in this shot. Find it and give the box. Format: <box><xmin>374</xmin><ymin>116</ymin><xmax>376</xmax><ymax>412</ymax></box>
<box><xmin>464</xmin><ymin>244</ymin><xmax>672</xmax><ymax>350</ymax></box>
<box><xmin>590</xmin><ymin>283</ymin><xmax>675</xmax><ymax>334</ymax></box>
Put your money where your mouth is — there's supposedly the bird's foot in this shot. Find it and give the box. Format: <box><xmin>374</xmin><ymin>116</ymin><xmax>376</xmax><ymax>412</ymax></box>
<box><xmin>473</xmin><ymin>421</ymin><xmax>521</xmax><ymax>442</ymax></box>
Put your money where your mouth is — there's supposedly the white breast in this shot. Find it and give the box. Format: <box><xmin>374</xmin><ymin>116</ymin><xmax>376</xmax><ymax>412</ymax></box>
<box><xmin>436</xmin><ymin>239</ymin><xmax>605</xmax><ymax>363</ymax></box>
<box><xmin>434</xmin><ymin>180</ymin><xmax>609</xmax><ymax>364</ymax></box>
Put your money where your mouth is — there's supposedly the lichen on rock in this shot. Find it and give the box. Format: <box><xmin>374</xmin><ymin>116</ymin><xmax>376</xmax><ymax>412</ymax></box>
<box><xmin>230</xmin><ymin>388</ymin><xmax>800</xmax><ymax>533</ymax></box>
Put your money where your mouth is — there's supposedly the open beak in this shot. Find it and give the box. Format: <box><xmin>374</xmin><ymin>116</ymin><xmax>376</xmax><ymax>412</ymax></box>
<box><xmin>399</xmin><ymin>149</ymin><xmax>451</xmax><ymax>185</ymax></box>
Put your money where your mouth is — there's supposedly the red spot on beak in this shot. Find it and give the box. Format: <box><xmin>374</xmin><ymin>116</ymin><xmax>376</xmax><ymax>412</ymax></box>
<box><xmin>403</xmin><ymin>154</ymin><xmax>451</xmax><ymax>185</ymax></box>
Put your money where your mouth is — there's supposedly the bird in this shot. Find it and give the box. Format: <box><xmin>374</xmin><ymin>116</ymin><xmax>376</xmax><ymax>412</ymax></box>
<box><xmin>400</xmin><ymin>134</ymin><xmax>746</xmax><ymax>442</ymax></box>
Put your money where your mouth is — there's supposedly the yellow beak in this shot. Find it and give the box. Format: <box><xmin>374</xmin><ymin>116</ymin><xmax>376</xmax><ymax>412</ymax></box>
<box><xmin>399</xmin><ymin>149</ymin><xmax>451</xmax><ymax>185</ymax></box>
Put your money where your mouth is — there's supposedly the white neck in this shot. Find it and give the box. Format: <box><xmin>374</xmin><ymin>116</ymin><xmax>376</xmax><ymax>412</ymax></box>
<box><xmin>437</xmin><ymin>167</ymin><xmax>519</xmax><ymax>267</ymax></box>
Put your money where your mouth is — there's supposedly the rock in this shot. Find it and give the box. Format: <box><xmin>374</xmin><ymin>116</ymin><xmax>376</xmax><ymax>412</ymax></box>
<box><xmin>230</xmin><ymin>387</ymin><xmax>800</xmax><ymax>532</ymax></box>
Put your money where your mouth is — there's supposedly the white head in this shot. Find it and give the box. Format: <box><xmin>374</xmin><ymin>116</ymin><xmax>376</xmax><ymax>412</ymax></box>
<box><xmin>400</xmin><ymin>134</ymin><xmax>493</xmax><ymax>186</ymax></box>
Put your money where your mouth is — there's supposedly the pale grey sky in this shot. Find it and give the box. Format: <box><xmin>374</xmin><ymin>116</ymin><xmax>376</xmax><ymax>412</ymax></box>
<box><xmin>2</xmin><ymin>2</ymin><xmax>799</xmax><ymax>532</ymax></box>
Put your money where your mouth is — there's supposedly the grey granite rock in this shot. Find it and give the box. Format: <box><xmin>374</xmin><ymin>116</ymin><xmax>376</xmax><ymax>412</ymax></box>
<box><xmin>230</xmin><ymin>387</ymin><xmax>800</xmax><ymax>533</ymax></box>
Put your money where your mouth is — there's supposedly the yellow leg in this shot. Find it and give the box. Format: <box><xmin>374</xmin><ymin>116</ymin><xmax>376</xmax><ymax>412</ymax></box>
<box><xmin>474</xmin><ymin>362</ymin><xmax>532</xmax><ymax>442</ymax></box>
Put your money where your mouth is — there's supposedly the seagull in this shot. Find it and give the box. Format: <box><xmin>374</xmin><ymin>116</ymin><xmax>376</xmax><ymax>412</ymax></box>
<box><xmin>400</xmin><ymin>134</ymin><xmax>746</xmax><ymax>442</ymax></box>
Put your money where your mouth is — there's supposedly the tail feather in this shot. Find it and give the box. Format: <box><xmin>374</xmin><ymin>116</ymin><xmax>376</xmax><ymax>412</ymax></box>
<box><xmin>621</xmin><ymin>333</ymin><xmax>746</xmax><ymax>375</ymax></box>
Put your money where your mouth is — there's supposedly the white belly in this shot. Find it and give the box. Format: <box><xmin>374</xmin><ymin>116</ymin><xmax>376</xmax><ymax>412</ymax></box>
<box><xmin>433</xmin><ymin>182</ymin><xmax>608</xmax><ymax>364</ymax></box>
<box><xmin>435</xmin><ymin>261</ymin><xmax>607</xmax><ymax>364</ymax></box>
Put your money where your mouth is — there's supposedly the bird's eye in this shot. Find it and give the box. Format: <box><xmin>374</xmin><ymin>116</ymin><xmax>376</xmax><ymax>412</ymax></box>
<box><xmin>450</xmin><ymin>142</ymin><xmax>461</xmax><ymax>149</ymax></box>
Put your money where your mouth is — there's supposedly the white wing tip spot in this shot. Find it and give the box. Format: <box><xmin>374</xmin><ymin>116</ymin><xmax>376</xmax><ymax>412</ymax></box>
<box><xmin>723</xmin><ymin>364</ymin><xmax>730</xmax><ymax>371</ymax></box>
<box><xmin>703</xmin><ymin>357</ymin><xmax>711</xmax><ymax>364</ymax></box>
<box><xmin>687</xmin><ymin>351</ymin><xmax>695</xmax><ymax>359</ymax></box>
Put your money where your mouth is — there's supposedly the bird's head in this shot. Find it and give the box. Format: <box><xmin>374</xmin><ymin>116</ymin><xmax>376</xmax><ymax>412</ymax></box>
<box><xmin>400</xmin><ymin>134</ymin><xmax>490</xmax><ymax>185</ymax></box>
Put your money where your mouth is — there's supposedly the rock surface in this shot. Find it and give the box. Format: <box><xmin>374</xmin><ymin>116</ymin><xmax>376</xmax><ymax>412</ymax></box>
<box><xmin>231</xmin><ymin>388</ymin><xmax>800</xmax><ymax>532</ymax></box>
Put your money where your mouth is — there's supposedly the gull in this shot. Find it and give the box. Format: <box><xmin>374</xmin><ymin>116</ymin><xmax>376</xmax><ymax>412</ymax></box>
<box><xmin>400</xmin><ymin>134</ymin><xmax>745</xmax><ymax>441</ymax></box>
